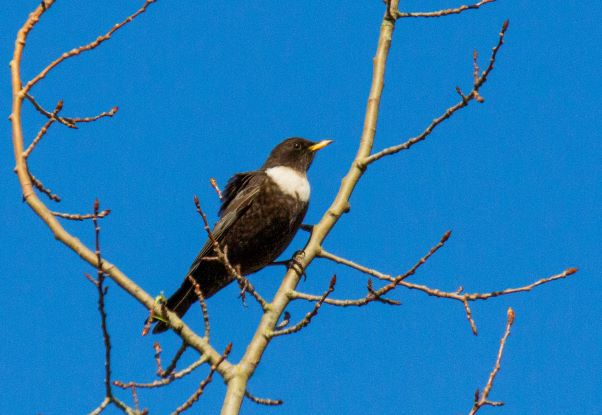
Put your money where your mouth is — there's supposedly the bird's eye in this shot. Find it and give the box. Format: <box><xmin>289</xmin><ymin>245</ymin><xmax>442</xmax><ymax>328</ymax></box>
<box><xmin>294</xmin><ymin>143</ymin><xmax>301</xmax><ymax>149</ymax></box>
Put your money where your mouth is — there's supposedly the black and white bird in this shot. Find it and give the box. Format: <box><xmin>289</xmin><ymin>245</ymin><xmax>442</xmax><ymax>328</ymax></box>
<box><xmin>153</xmin><ymin>137</ymin><xmax>332</xmax><ymax>333</ymax></box>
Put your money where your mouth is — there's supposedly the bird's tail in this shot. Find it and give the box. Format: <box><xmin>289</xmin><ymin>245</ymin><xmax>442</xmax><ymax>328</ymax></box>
<box><xmin>152</xmin><ymin>279</ymin><xmax>197</xmax><ymax>334</ymax></box>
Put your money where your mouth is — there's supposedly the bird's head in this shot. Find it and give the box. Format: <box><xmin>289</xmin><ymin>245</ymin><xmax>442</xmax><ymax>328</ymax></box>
<box><xmin>262</xmin><ymin>137</ymin><xmax>333</xmax><ymax>172</ymax></box>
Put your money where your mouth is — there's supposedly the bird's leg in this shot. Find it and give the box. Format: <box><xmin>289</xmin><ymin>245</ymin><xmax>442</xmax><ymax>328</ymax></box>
<box><xmin>267</xmin><ymin>251</ymin><xmax>307</xmax><ymax>279</ymax></box>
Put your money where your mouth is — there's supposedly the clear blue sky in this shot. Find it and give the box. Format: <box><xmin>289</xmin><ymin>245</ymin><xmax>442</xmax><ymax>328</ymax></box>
<box><xmin>1</xmin><ymin>1</ymin><xmax>600</xmax><ymax>414</ymax></box>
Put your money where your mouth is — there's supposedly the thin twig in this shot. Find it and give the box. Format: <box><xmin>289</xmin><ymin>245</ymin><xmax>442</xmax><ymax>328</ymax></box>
<box><xmin>171</xmin><ymin>343</ymin><xmax>232</xmax><ymax>415</ymax></box>
<box><xmin>29</xmin><ymin>172</ymin><xmax>61</xmax><ymax>202</ymax></box>
<box><xmin>93</xmin><ymin>199</ymin><xmax>113</xmax><ymax>398</ymax></box>
<box><xmin>186</xmin><ymin>275</ymin><xmax>211</xmax><ymax>340</ymax></box>
<box><xmin>161</xmin><ymin>342</ymin><xmax>189</xmax><ymax>378</ymax></box>
<box><xmin>21</xmin><ymin>0</ymin><xmax>157</xmax><ymax>95</ymax></box>
<box><xmin>114</xmin><ymin>356</ymin><xmax>209</xmax><ymax>389</ymax></box>
<box><xmin>52</xmin><ymin>209</ymin><xmax>111</xmax><ymax>221</ymax></box>
<box><xmin>462</xmin><ymin>297</ymin><xmax>478</xmax><ymax>335</ymax></box>
<box><xmin>300</xmin><ymin>231</ymin><xmax>451</xmax><ymax>307</ymax></box>
<box><xmin>88</xmin><ymin>397</ymin><xmax>110</xmax><ymax>415</ymax></box>
<box><xmin>396</xmin><ymin>0</ymin><xmax>495</xmax><ymax>19</ymax></box>
<box><xmin>24</xmin><ymin>94</ymin><xmax>76</xmax><ymax>128</ymax></box>
<box><xmin>271</xmin><ymin>276</ymin><xmax>336</xmax><ymax>337</ymax></box>
<box><xmin>193</xmin><ymin>195</ymin><xmax>269</xmax><ymax>310</ymax></box>
<box><xmin>468</xmin><ymin>308</ymin><xmax>515</xmax><ymax>414</ymax></box>
<box><xmin>23</xmin><ymin>99</ymin><xmax>63</xmax><ymax>158</ymax></box>
<box><xmin>363</xmin><ymin>20</ymin><xmax>509</xmax><ymax>165</ymax></box>
<box><xmin>153</xmin><ymin>342</ymin><xmax>164</xmax><ymax>376</ymax></box>
<box><xmin>244</xmin><ymin>391</ymin><xmax>284</xmax><ymax>406</ymax></box>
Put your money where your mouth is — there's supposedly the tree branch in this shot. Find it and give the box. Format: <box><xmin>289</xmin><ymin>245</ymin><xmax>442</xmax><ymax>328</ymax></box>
<box><xmin>396</xmin><ymin>0</ymin><xmax>495</xmax><ymax>19</ymax></box>
<box><xmin>21</xmin><ymin>0</ymin><xmax>157</xmax><ymax>96</ymax></box>
<box><xmin>270</xmin><ymin>276</ymin><xmax>336</xmax><ymax>337</ymax></box>
<box><xmin>363</xmin><ymin>20</ymin><xmax>509</xmax><ymax>165</ymax></box>
<box><xmin>468</xmin><ymin>308</ymin><xmax>515</xmax><ymax>414</ymax></box>
<box><xmin>220</xmin><ymin>2</ymin><xmax>402</xmax><ymax>413</ymax></box>
<box><xmin>10</xmin><ymin>0</ymin><xmax>232</xmax><ymax>385</ymax></box>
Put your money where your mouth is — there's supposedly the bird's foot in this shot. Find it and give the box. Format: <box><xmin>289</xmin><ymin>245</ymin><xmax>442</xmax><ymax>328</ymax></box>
<box><xmin>288</xmin><ymin>250</ymin><xmax>307</xmax><ymax>280</ymax></box>
<box><xmin>267</xmin><ymin>251</ymin><xmax>307</xmax><ymax>279</ymax></box>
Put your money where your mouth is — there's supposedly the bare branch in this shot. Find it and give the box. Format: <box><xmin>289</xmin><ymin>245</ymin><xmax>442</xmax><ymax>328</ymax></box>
<box><xmin>363</xmin><ymin>20</ymin><xmax>509</xmax><ymax>165</ymax></box>
<box><xmin>172</xmin><ymin>343</ymin><xmax>232</xmax><ymax>415</ymax></box>
<box><xmin>244</xmin><ymin>391</ymin><xmax>284</xmax><ymax>406</ymax></box>
<box><xmin>28</xmin><ymin>172</ymin><xmax>61</xmax><ymax>202</ymax></box>
<box><xmin>24</xmin><ymin>94</ymin><xmax>119</xmax><ymax>128</ymax></box>
<box><xmin>398</xmin><ymin>267</ymin><xmax>578</xmax><ymax>302</ymax></box>
<box><xmin>21</xmin><ymin>0</ymin><xmax>157</xmax><ymax>95</ymax></box>
<box><xmin>114</xmin><ymin>356</ymin><xmax>209</xmax><ymax>390</ymax></box>
<box><xmin>462</xmin><ymin>297</ymin><xmax>478</xmax><ymax>335</ymax></box>
<box><xmin>468</xmin><ymin>308</ymin><xmax>515</xmax><ymax>414</ymax></box>
<box><xmin>186</xmin><ymin>275</ymin><xmax>211</xmax><ymax>339</ymax></box>
<box><xmin>23</xmin><ymin>99</ymin><xmax>63</xmax><ymax>158</ymax></box>
<box><xmin>92</xmin><ymin>199</ymin><xmax>112</xmax><ymax>398</ymax></box>
<box><xmin>24</xmin><ymin>94</ymin><xmax>76</xmax><ymax>128</ymax></box>
<box><xmin>396</xmin><ymin>0</ymin><xmax>495</xmax><ymax>19</ymax></box>
<box><xmin>88</xmin><ymin>397</ymin><xmax>111</xmax><ymax>415</ymax></box>
<box><xmin>51</xmin><ymin>209</ymin><xmax>111</xmax><ymax>221</ymax></box>
<box><xmin>271</xmin><ymin>276</ymin><xmax>336</xmax><ymax>337</ymax></box>
<box><xmin>10</xmin><ymin>0</ymin><xmax>232</xmax><ymax>388</ymax></box>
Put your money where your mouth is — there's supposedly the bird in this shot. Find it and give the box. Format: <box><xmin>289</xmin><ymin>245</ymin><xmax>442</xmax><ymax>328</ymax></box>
<box><xmin>152</xmin><ymin>137</ymin><xmax>332</xmax><ymax>333</ymax></box>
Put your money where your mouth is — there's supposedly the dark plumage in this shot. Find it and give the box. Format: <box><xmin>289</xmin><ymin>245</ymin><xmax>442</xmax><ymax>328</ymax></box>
<box><xmin>153</xmin><ymin>137</ymin><xmax>332</xmax><ymax>333</ymax></box>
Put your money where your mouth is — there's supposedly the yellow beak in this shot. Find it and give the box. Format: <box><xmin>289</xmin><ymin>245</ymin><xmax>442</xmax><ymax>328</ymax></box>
<box><xmin>308</xmin><ymin>139</ymin><xmax>334</xmax><ymax>152</ymax></box>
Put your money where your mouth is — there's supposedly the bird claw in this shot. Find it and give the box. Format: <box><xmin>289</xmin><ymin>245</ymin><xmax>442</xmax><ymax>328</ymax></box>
<box><xmin>288</xmin><ymin>250</ymin><xmax>307</xmax><ymax>280</ymax></box>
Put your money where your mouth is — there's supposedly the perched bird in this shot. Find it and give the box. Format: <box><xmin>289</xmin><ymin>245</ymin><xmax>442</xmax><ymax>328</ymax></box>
<box><xmin>153</xmin><ymin>137</ymin><xmax>332</xmax><ymax>333</ymax></box>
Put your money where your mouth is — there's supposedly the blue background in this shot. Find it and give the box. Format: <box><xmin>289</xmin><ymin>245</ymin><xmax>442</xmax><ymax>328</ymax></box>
<box><xmin>1</xmin><ymin>1</ymin><xmax>600</xmax><ymax>414</ymax></box>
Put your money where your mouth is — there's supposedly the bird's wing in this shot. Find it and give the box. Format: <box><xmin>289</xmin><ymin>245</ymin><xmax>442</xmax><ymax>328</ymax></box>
<box><xmin>187</xmin><ymin>171</ymin><xmax>265</xmax><ymax>274</ymax></box>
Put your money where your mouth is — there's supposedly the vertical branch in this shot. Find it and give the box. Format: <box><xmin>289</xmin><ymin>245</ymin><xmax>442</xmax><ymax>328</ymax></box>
<box><xmin>220</xmin><ymin>2</ymin><xmax>400</xmax><ymax>414</ymax></box>
<box><xmin>468</xmin><ymin>308</ymin><xmax>515</xmax><ymax>414</ymax></box>
<box><xmin>93</xmin><ymin>199</ymin><xmax>113</xmax><ymax>398</ymax></box>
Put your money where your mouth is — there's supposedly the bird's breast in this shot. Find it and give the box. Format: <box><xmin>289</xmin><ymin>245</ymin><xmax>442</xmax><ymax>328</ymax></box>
<box><xmin>265</xmin><ymin>166</ymin><xmax>310</xmax><ymax>202</ymax></box>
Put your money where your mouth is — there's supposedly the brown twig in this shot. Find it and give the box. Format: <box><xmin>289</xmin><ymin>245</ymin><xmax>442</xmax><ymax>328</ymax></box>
<box><xmin>161</xmin><ymin>342</ymin><xmax>189</xmax><ymax>378</ymax></box>
<box><xmin>114</xmin><ymin>356</ymin><xmax>209</xmax><ymax>390</ymax></box>
<box><xmin>28</xmin><ymin>172</ymin><xmax>61</xmax><ymax>202</ymax></box>
<box><xmin>21</xmin><ymin>0</ymin><xmax>157</xmax><ymax>95</ymax></box>
<box><xmin>11</xmin><ymin>0</ymin><xmax>231</xmax><ymax>391</ymax></box>
<box><xmin>172</xmin><ymin>343</ymin><xmax>232</xmax><ymax>415</ymax></box>
<box><xmin>65</xmin><ymin>106</ymin><xmax>119</xmax><ymax>124</ymax></box>
<box><xmin>24</xmin><ymin>93</ymin><xmax>119</xmax><ymax>129</ymax></box>
<box><xmin>468</xmin><ymin>308</ymin><xmax>515</xmax><ymax>414</ymax></box>
<box><xmin>396</xmin><ymin>0</ymin><xmax>495</xmax><ymax>19</ymax></box>
<box><xmin>244</xmin><ymin>390</ymin><xmax>284</xmax><ymax>406</ymax></box>
<box><xmin>24</xmin><ymin>94</ymin><xmax>76</xmax><ymax>128</ymax></box>
<box><xmin>312</xmin><ymin>241</ymin><xmax>576</xmax><ymax>331</ymax></box>
<box><xmin>92</xmin><ymin>199</ymin><xmax>113</xmax><ymax>398</ymax></box>
<box><xmin>52</xmin><ymin>209</ymin><xmax>111</xmax><ymax>221</ymax></box>
<box><xmin>462</xmin><ymin>297</ymin><xmax>479</xmax><ymax>335</ymax></box>
<box><xmin>88</xmin><ymin>397</ymin><xmax>110</xmax><ymax>415</ymax></box>
<box><xmin>271</xmin><ymin>276</ymin><xmax>336</xmax><ymax>337</ymax></box>
<box><xmin>363</xmin><ymin>20</ymin><xmax>509</xmax><ymax>165</ymax></box>
<box><xmin>193</xmin><ymin>195</ymin><xmax>269</xmax><ymax>311</ymax></box>
<box><xmin>297</xmin><ymin>230</ymin><xmax>451</xmax><ymax>307</ymax></box>
<box><xmin>186</xmin><ymin>275</ymin><xmax>211</xmax><ymax>339</ymax></box>
<box><xmin>23</xmin><ymin>99</ymin><xmax>63</xmax><ymax>158</ymax></box>
<box><xmin>153</xmin><ymin>342</ymin><xmax>165</xmax><ymax>376</ymax></box>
